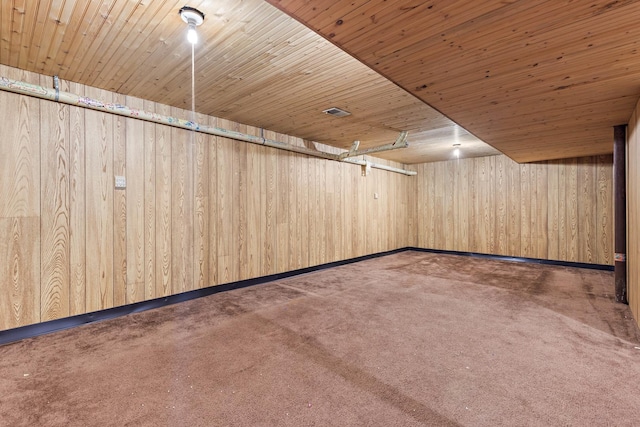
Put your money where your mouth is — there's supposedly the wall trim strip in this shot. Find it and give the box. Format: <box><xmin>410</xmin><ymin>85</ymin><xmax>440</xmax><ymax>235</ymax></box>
<box><xmin>406</xmin><ymin>247</ymin><xmax>615</xmax><ymax>271</ymax></box>
<box><xmin>0</xmin><ymin>247</ymin><xmax>613</xmax><ymax>346</ymax></box>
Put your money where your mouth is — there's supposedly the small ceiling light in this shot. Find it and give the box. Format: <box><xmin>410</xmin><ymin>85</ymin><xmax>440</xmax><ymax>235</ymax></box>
<box><xmin>179</xmin><ymin>6</ymin><xmax>205</xmax><ymax>45</ymax></box>
<box><xmin>453</xmin><ymin>143</ymin><xmax>461</xmax><ymax>158</ymax></box>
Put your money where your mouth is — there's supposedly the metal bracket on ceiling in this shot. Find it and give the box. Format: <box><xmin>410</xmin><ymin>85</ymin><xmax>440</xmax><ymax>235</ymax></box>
<box><xmin>338</xmin><ymin>131</ymin><xmax>409</xmax><ymax>160</ymax></box>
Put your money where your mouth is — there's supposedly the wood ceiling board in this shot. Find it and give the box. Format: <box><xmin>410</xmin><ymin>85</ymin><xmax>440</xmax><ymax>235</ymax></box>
<box><xmin>280</xmin><ymin>0</ymin><xmax>375</xmax><ymax>31</ymax></box>
<box><xmin>107</xmin><ymin>1</ymin><xmax>200</xmax><ymax>93</ymax></box>
<box><xmin>92</xmin><ymin>0</ymin><xmax>184</xmax><ymax>90</ymax></box>
<box><xmin>1</xmin><ymin>0</ymin><xmax>499</xmax><ymax>164</ymax></box>
<box><xmin>49</xmin><ymin>1</ymin><xmax>107</xmax><ymax>77</ymax></box>
<box><xmin>390</xmin><ymin>34</ymin><xmax>640</xmax><ymax>103</ymax></box>
<box><xmin>0</xmin><ymin>2</ymin><xmax>10</xmax><ymax>64</ymax></box>
<box><xmin>36</xmin><ymin>0</ymin><xmax>77</xmax><ymax>74</ymax></box>
<box><xmin>353</xmin><ymin>1</ymin><xmax>599</xmax><ymax>69</ymax></box>
<box><xmin>451</xmin><ymin>88</ymin><xmax>636</xmax><ymax>161</ymax></box>
<box><xmin>124</xmin><ymin>11</ymin><xmax>325</xmax><ymax>105</ymax></box>
<box><xmin>13</xmin><ymin>0</ymin><xmax>38</xmax><ymax>71</ymax></box>
<box><xmin>294</xmin><ymin>0</ymin><xmax>519</xmax><ymax>52</ymax></box>
<box><xmin>478</xmin><ymin>131</ymin><xmax>614</xmax><ymax>163</ymax></box>
<box><xmin>112</xmin><ymin>1</ymin><xmax>211</xmax><ymax>94</ymax></box>
<box><xmin>458</xmin><ymin>95</ymin><xmax>637</xmax><ymax>129</ymax></box>
<box><xmin>266</xmin><ymin>0</ymin><xmax>640</xmax><ymax>162</ymax></box>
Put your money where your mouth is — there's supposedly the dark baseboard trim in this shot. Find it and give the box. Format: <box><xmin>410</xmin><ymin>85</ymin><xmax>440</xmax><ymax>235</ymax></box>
<box><xmin>406</xmin><ymin>247</ymin><xmax>615</xmax><ymax>271</ymax></box>
<box><xmin>0</xmin><ymin>246</ymin><xmax>613</xmax><ymax>346</ymax></box>
<box><xmin>0</xmin><ymin>248</ymin><xmax>406</xmax><ymax>346</ymax></box>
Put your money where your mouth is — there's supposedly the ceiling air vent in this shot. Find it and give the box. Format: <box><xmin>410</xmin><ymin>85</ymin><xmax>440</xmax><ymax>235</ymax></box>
<box><xmin>323</xmin><ymin>107</ymin><xmax>351</xmax><ymax>117</ymax></box>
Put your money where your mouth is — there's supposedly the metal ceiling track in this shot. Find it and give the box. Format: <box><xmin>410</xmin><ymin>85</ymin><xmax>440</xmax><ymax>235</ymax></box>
<box><xmin>0</xmin><ymin>75</ymin><xmax>416</xmax><ymax>176</ymax></box>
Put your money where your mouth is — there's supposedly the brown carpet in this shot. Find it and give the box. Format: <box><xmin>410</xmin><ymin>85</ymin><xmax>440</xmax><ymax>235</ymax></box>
<box><xmin>1</xmin><ymin>251</ymin><xmax>639</xmax><ymax>426</ymax></box>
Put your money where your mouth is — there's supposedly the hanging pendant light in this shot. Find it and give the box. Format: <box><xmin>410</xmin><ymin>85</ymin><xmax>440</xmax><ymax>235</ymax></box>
<box><xmin>179</xmin><ymin>6</ymin><xmax>205</xmax><ymax>45</ymax></box>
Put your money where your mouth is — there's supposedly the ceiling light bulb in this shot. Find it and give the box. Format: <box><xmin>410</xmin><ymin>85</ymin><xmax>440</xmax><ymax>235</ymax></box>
<box><xmin>179</xmin><ymin>6</ymin><xmax>205</xmax><ymax>44</ymax></box>
<box><xmin>187</xmin><ymin>24</ymin><xmax>198</xmax><ymax>44</ymax></box>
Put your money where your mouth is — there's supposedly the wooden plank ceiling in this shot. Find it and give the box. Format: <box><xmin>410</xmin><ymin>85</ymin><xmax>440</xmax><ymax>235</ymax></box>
<box><xmin>0</xmin><ymin>0</ymin><xmax>500</xmax><ymax>164</ymax></box>
<box><xmin>265</xmin><ymin>0</ymin><xmax>640</xmax><ymax>162</ymax></box>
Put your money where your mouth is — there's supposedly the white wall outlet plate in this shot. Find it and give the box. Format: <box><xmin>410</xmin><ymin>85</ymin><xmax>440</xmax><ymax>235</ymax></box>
<box><xmin>115</xmin><ymin>175</ymin><xmax>126</xmax><ymax>189</ymax></box>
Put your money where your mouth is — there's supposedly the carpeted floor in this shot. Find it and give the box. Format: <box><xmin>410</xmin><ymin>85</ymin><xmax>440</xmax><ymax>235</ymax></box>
<box><xmin>1</xmin><ymin>251</ymin><xmax>639</xmax><ymax>426</ymax></box>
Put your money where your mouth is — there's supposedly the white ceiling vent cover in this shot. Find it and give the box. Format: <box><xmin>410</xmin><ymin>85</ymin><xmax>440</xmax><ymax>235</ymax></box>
<box><xmin>323</xmin><ymin>107</ymin><xmax>351</xmax><ymax>117</ymax></box>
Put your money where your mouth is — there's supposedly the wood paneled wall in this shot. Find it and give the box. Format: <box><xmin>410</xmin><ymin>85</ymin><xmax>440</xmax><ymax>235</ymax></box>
<box><xmin>0</xmin><ymin>64</ymin><xmax>417</xmax><ymax>331</ymax></box>
<box><xmin>628</xmin><ymin>99</ymin><xmax>640</xmax><ymax>329</ymax></box>
<box><xmin>0</xmin><ymin>62</ymin><xmax>622</xmax><ymax>332</ymax></box>
<box><xmin>415</xmin><ymin>154</ymin><xmax>614</xmax><ymax>265</ymax></box>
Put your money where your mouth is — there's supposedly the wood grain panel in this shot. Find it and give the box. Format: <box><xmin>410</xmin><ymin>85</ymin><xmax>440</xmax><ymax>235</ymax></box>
<box><xmin>364</xmin><ymin>164</ymin><xmax>379</xmax><ymax>253</ymax></box>
<box><xmin>194</xmin><ymin>111</ymin><xmax>209</xmax><ymax>289</ymax></box>
<box><xmin>317</xmin><ymin>151</ymin><xmax>327</xmax><ymax>263</ymax></box>
<box><xmin>342</xmin><ymin>160</ymin><xmax>354</xmax><ymax>258</ymax></box>
<box><xmin>535</xmin><ymin>162</ymin><xmax>548</xmax><ymax>258</ymax></box>
<box><xmin>546</xmin><ymin>161</ymin><xmax>560</xmax><ymax>260</ymax></box>
<box><xmin>381</xmin><ymin>163</ymin><xmax>391</xmax><ymax>251</ymax></box>
<box><xmin>326</xmin><ymin>158</ymin><xmax>338</xmax><ymax>259</ymax></box>
<box><xmin>431</xmin><ymin>161</ymin><xmax>444</xmax><ymax>249</ymax></box>
<box><xmin>486</xmin><ymin>157</ymin><xmax>496</xmax><ymax>254</ymax></box>
<box><xmin>39</xmin><ymin>75</ymin><xmax>70</xmax><ymax>322</ymax></box>
<box><xmin>478</xmin><ymin>156</ymin><xmax>493</xmax><ymax>254</ymax></box>
<box><xmin>298</xmin><ymin>149</ymin><xmax>310</xmax><ymax>266</ymax></box>
<box><xmin>426</xmin><ymin>162</ymin><xmax>437</xmax><ymax>249</ymax></box>
<box><xmin>354</xmin><ymin>161</ymin><xmax>367</xmax><ymax>257</ymax></box>
<box><xmin>332</xmin><ymin>159</ymin><xmax>344</xmax><ymax>261</ymax></box>
<box><xmin>234</xmin><ymin>123</ymin><xmax>248</xmax><ymax>281</ymax></box>
<box><xmin>415</xmin><ymin>154</ymin><xmax>613</xmax><ymax>265</ymax></box>
<box><xmin>84</xmin><ymin>86</ymin><xmax>114</xmax><ymax>312</ymax></box>
<box><xmin>520</xmin><ymin>163</ymin><xmax>532</xmax><ymax>258</ymax></box>
<box><xmin>170</xmin><ymin>117</ymin><xmax>194</xmax><ymax>294</ymax></box>
<box><xmin>565</xmin><ymin>158</ymin><xmax>579</xmax><ymax>262</ymax></box>
<box><xmin>494</xmin><ymin>155</ymin><xmax>507</xmax><ymax>255</ymax></box>
<box><xmin>414</xmin><ymin>163</ymin><xmax>425</xmax><ymax>248</ymax></box>
<box><xmin>0</xmin><ymin>218</ymin><xmax>40</xmax><ymax>330</ymax></box>
<box><xmin>507</xmin><ymin>158</ymin><xmax>521</xmax><ymax>256</ymax></box>
<box><xmin>596</xmin><ymin>155</ymin><xmax>613</xmax><ymax>265</ymax></box>
<box><xmin>246</xmin><ymin>131</ymin><xmax>262</xmax><ymax>279</ymax></box>
<box><xmin>379</xmin><ymin>165</ymin><xmax>389</xmax><ymax>252</ymax></box>
<box><xmin>454</xmin><ymin>158</ymin><xmax>469</xmax><ymax>252</ymax></box>
<box><xmin>578</xmin><ymin>158</ymin><xmax>596</xmax><ymax>263</ymax></box>
<box><xmin>68</xmin><ymin>82</ymin><xmax>86</xmax><ymax>315</ymax></box>
<box><xmin>217</xmin><ymin>123</ymin><xmax>234</xmax><ymax>283</ymax></box>
<box><xmin>207</xmin><ymin>115</ymin><xmax>219</xmax><ymax>286</ymax></box>
<box><xmin>143</xmin><ymin>99</ymin><xmax>157</xmax><ymax>300</ymax></box>
<box><xmin>443</xmin><ymin>161</ymin><xmax>455</xmax><ymax>251</ymax></box>
<box><xmin>125</xmin><ymin>95</ymin><xmax>146</xmax><ymax>303</ymax></box>
<box><xmin>262</xmin><ymin>134</ymin><xmax>277</xmax><ymax>275</ymax></box>
<box><xmin>287</xmin><ymin>149</ymin><xmax>299</xmax><ymax>268</ymax></box>
<box><xmin>155</xmin><ymin>103</ymin><xmax>172</xmax><ymax>297</ymax></box>
<box><xmin>113</xmin><ymin>94</ymin><xmax>127</xmax><ymax>307</ymax></box>
<box><xmin>307</xmin><ymin>154</ymin><xmax>319</xmax><ymax>265</ymax></box>
<box><xmin>0</xmin><ymin>65</ymin><xmax>40</xmax><ymax>217</ymax></box>
<box><xmin>557</xmin><ymin>159</ymin><xmax>568</xmax><ymax>262</ymax></box>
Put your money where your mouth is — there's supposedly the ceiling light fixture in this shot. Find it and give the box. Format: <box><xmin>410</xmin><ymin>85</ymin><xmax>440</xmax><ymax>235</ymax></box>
<box><xmin>453</xmin><ymin>143</ymin><xmax>461</xmax><ymax>158</ymax></box>
<box><xmin>179</xmin><ymin>6</ymin><xmax>205</xmax><ymax>45</ymax></box>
